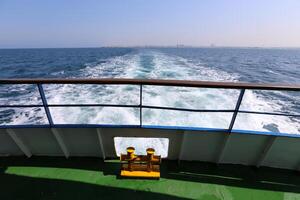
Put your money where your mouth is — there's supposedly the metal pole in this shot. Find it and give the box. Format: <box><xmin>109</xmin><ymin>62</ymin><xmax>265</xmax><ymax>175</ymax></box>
<box><xmin>37</xmin><ymin>84</ymin><xmax>54</xmax><ymax>126</ymax></box>
<box><xmin>216</xmin><ymin>89</ymin><xmax>246</xmax><ymax>163</ymax></box>
<box><xmin>140</xmin><ymin>84</ymin><xmax>143</xmax><ymax>127</ymax></box>
<box><xmin>228</xmin><ymin>89</ymin><xmax>245</xmax><ymax>132</ymax></box>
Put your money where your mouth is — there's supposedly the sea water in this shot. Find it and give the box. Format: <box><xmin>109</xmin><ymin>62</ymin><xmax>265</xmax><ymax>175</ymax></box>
<box><xmin>0</xmin><ymin>48</ymin><xmax>299</xmax><ymax>155</ymax></box>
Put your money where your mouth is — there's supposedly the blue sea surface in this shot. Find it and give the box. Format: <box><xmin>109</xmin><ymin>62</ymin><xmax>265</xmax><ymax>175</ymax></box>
<box><xmin>0</xmin><ymin>47</ymin><xmax>299</xmax><ymax>134</ymax></box>
<box><xmin>0</xmin><ymin>48</ymin><xmax>133</xmax><ymax>78</ymax></box>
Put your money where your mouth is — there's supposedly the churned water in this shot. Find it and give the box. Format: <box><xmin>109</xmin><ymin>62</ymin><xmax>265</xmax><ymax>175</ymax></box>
<box><xmin>0</xmin><ymin>47</ymin><xmax>299</xmax><ymax>155</ymax></box>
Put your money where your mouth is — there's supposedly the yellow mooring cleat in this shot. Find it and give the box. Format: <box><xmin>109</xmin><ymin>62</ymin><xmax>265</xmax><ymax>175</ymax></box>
<box><xmin>120</xmin><ymin>147</ymin><xmax>161</xmax><ymax>179</ymax></box>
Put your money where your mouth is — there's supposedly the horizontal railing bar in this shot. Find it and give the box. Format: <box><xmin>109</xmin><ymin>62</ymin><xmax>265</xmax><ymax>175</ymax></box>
<box><xmin>238</xmin><ymin>110</ymin><xmax>300</xmax><ymax>117</ymax></box>
<box><xmin>47</xmin><ymin>104</ymin><xmax>140</xmax><ymax>108</ymax></box>
<box><xmin>1</xmin><ymin>104</ymin><xmax>299</xmax><ymax>117</ymax></box>
<box><xmin>0</xmin><ymin>124</ymin><xmax>51</xmax><ymax>129</ymax></box>
<box><xmin>53</xmin><ymin>124</ymin><xmax>141</xmax><ymax>128</ymax></box>
<box><xmin>231</xmin><ymin>129</ymin><xmax>300</xmax><ymax>138</ymax></box>
<box><xmin>0</xmin><ymin>78</ymin><xmax>299</xmax><ymax>91</ymax></box>
<box><xmin>0</xmin><ymin>124</ymin><xmax>140</xmax><ymax>129</ymax></box>
<box><xmin>0</xmin><ymin>104</ymin><xmax>234</xmax><ymax>112</ymax></box>
<box><xmin>142</xmin><ymin>125</ymin><xmax>229</xmax><ymax>132</ymax></box>
<box><xmin>0</xmin><ymin>104</ymin><xmax>140</xmax><ymax>108</ymax></box>
<box><xmin>142</xmin><ymin>105</ymin><xmax>235</xmax><ymax>112</ymax></box>
<box><xmin>0</xmin><ymin>105</ymin><xmax>44</xmax><ymax>108</ymax></box>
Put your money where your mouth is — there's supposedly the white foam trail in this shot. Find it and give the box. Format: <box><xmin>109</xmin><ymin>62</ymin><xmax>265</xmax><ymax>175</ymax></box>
<box><xmin>236</xmin><ymin>90</ymin><xmax>299</xmax><ymax>133</ymax></box>
<box><xmin>41</xmin><ymin>52</ymin><xmax>141</xmax><ymax>125</ymax></box>
<box><xmin>1</xmin><ymin>50</ymin><xmax>299</xmax><ymax>135</ymax></box>
<box><xmin>0</xmin><ymin>84</ymin><xmax>47</xmax><ymax>125</ymax></box>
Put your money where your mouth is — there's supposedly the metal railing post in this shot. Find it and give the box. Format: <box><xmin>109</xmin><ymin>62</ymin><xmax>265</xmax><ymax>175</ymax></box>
<box><xmin>37</xmin><ymin>84</ymin><xmax>54</xmax><ymax>126</ymax></box>
<box><xmin>216</xmin><ymin>89</ymin><xmax>246</xmax><ymax>163</ymax></box>
<box><xmin>139</xmin><ymin>84</ymin><xmax>143</xmax><ymax>127</ymax></box>
<box><xmin>228</xmin><ymin>89</ymin><xmax>245</xmax><ymax>132</ymax></box>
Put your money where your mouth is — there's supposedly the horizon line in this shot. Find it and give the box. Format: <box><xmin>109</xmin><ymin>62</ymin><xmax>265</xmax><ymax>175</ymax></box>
<box><xmin>1</xmin><ymin>45</ymin><xmax>300</xmax><ymax>50</ymax></box>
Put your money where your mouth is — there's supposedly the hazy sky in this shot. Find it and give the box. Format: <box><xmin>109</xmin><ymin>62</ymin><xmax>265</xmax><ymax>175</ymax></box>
<box><xmin>1</xmin><ymin>0</ymin><xmax>300</xmax><ymax>48</ymax></box>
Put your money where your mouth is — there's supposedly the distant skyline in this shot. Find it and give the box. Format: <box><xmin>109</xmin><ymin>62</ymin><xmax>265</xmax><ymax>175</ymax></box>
<box><xmin>1</xmin><ymin>0</ymin><xmax>300</xmax><ymax>48</ymax></box>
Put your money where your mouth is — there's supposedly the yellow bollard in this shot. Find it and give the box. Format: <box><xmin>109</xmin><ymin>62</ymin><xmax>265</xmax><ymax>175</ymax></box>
<box><xmin>146</xmin><ymin>148</ymin><xmax>155</xmax><ymax>172</ymax></box>
<box><xmin>126</xmin><ymin>147</ymin><xmax>135</xmax><ymax>159</ymax></box>
<box><xmin>126</xmin><ymin>147</ymin><xmax>135</xmax><ymax>171</ymax></box>
<box><xmin>120</xmin><ymin>147</ymin><xmax>161</xmax><ymax>178</ymax></box>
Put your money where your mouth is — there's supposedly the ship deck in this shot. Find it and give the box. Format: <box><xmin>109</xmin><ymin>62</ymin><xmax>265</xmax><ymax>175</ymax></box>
<box><xmin>1</xmin><ymin>157</ymin><xmax>300</xmax><ymax>200</ymax></box>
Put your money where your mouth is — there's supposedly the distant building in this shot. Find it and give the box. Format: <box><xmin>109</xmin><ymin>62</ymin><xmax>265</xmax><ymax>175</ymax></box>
<box><xmin>176</xmin><ymin>44</ymin><xmax>185</xmax><ymax>48</ymax></box>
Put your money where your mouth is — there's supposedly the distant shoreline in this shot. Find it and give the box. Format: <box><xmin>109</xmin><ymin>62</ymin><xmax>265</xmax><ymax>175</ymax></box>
<box><xmin>1</xmin><ymin>46</ymin><xmax>300</xmax><ymax>50</ymax></box>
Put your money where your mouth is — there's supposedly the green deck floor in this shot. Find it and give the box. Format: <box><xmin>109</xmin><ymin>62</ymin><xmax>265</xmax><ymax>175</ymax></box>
<box><xmin>1</xmin><ymin>157</ymin><xmax>300</xmax><ymax>200</ymax></box>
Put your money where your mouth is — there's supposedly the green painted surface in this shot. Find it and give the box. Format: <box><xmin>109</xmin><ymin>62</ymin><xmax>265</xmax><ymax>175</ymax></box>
<box><xmin>1</xmin><ymin>157</ymin><xmax>300</xmax><ymax>200</ymax></box>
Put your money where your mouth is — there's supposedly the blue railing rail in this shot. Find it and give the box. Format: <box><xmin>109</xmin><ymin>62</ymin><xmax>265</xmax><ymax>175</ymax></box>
<box><xmin>0</xmin><ymin>78</ymin><xmax>299</xmax><ymax>134</ymax></box>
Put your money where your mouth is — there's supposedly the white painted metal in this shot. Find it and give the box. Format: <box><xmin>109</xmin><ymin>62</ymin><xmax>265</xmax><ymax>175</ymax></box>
<box><xmin>219</xmin><ymin>133</ymin><xmax>271</xmax><ymax>165</ymax></box>
<box><xmin>260</xmin><ymin>136</ymin><xmax>300</xmax><ymax>170</ymax></box>
<box><xmin>54</xmin><ymin>128</ymin><xmax>102</xmax><ymax>157</ymax></box>
<box><xmin>178</xmin><ymin>131</ymin><xmax>186</xmax><ymax>163</ymax></box>
<box><xmin>6</xmin><ymin>129</ymin><xmax>32</xmax><ymax>157</ymax></box>
<box><xmin>179</xmin><ymin>131</ymin><xmax>224</xmax><ymax>162</ymax></box>
<box><xmin>256</xmin><ymin>136</ymin><xmax>276</xmax><ymax>167</ymax></box>
<box><xmin>51</xmin><ymin>128</ymin><xmax>70</xmax><ymax>158</ymax></box>
<box><xmin>216</xmin><ymin>134</ymin><xmax>231</xmax><ymax>163</ymax></box>
<box><xmin>97</xmin><ymin>128</ymin><xmax>106</xmax><ymax>160</ymax></box>
<box><xmin>1</xmin><ymin>128</ymin><xmax>300</xmax><ymax>171</ymax></box>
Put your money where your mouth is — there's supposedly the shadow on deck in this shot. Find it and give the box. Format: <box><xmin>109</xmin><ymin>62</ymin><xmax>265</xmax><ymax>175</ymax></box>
<box><xmin>0</xmin><ymin>156</ymin><xmax>300</xmax><ymax>199</ymax></box>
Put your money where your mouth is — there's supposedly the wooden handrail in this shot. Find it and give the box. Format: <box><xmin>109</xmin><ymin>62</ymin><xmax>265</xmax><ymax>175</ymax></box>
<box><xmin>0</xmin><ymin>78</ymin><xmax>299</xmax><ymax>91</ymax></box>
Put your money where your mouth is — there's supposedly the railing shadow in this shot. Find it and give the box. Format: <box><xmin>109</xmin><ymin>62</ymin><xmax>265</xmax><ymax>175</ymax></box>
<box><xmin>1</xmin><ymin>156</ymin><xmax>300</xmax><ymax>196</ymax></box>
<box><xmin>162</xmin><ymin>160</ymin><xmax>300</xmax><ymax>194</ymax></box>
<box><xmin>0</xmin><ymin>157</ymin><xmax>190</xmax><ymax>200</ymax></box>
<box><xmin>0</xmin><ymin>173</ymin><xmax>191</xmax><ymax>200</ymax></box>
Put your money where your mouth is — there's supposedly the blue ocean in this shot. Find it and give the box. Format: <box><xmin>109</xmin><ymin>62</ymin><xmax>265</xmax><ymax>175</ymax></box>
<box><xmin>0</xmin><ymin>48</ymin><xmax>299</xmax><ymax>136</ymax></box>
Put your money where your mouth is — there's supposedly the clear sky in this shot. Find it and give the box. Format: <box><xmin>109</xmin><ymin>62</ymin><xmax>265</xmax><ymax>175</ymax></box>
<box><xmin>0</xmin><ymin>0</ymin><xmax>300</xmax><ymax>48</ymax></box>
